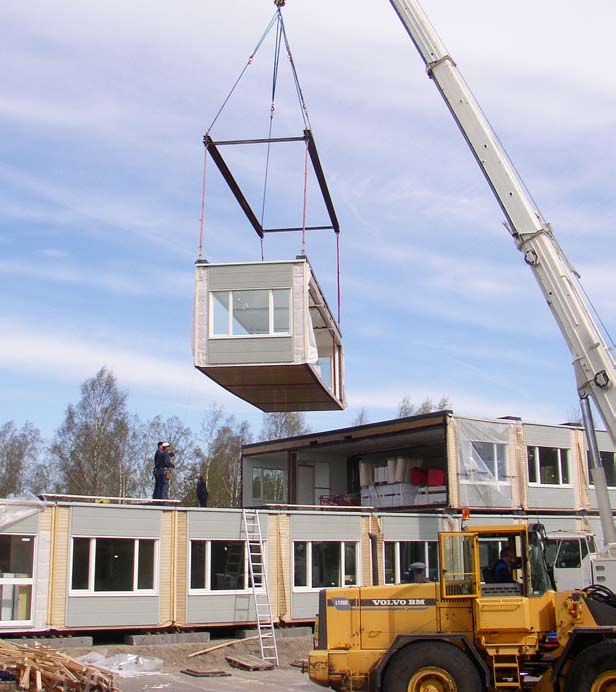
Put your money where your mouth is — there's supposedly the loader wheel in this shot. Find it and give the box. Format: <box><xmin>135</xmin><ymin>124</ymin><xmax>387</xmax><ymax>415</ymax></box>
<box><xmin>564</xmin><ymin>640</ymin><xmax>616</xmax><ymax>692</ymax></box>
<box><xmin>383</xmin><ymin>641</ymin><xmax>482</xmax><ymax>692</ymax></box>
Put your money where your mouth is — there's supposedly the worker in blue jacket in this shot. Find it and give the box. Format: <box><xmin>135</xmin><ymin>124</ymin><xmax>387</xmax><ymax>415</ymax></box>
<box><xmin>153</xmin><ymin>442</ymin><xmax>175</xmax><ymax>499</ymax></box>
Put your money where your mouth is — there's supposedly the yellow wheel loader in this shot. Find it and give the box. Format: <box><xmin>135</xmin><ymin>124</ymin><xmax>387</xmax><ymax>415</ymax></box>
<box><xmin>309</xmin><ymin>524</ymin><xmax>616</xmax><ymax>691</ymax></box>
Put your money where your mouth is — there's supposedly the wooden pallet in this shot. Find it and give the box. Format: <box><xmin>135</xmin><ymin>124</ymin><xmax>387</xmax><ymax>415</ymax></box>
<box><xmin>225</xmin><ymin>654</ymin><xmax>275</xmax><ymax>671</ymax></box>
<box><xmin>180</xmin><ymin>668</ymin><xmax>231</xmax><ymax>678</ymax></box>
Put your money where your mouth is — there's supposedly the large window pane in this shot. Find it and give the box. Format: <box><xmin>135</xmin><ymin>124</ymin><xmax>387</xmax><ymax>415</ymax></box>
<box><xmin>312</xmin><ymin>542</ymin><xmax>341</xmax><ymax>588</ymax></box>
<box><xmin>344</xmin><ymin>543</ymin><xmax>356</xmax><ymax>585</ymax></box>
<box><xmin>527</xmin><ymin>447</ymin><xmax>537</xmax><ymax>483</ymax></box>
<box><xmin>252</xmin><ymin>468</ymin><xmax>262</xmax><ymax>500</ymax></box>
<box><xmin>0</xmin><ymin>536</ymin><xmax>34</xmax><ymax>578</ymax></box>
<box><xmin>0</xmin><ymin>585</ymin><xmax>32</xmax><ymax>621</ymax></box>
<box><xmin>137</xmin><ymin>540</ymin><xmax>155</xmax><ymax>590</ymax></box>
<box><xmin>191</xmin><ymin>541</ymin><xmax>206</xmax><ymax>589</ymax></box>
<box><xmin>262</xmin><ymin>469</ymin><xmax>285</xmax><ymax>501</ymax></box>
<box><xmin>560</xmin><ymin>450</ymin><xmax>570</xmax><ymax>484</ymax></box>
<box><xmin>233</xmin><ymin>290</ymin><xmax>268</xmax><ymax>335</ymax></box>
<box><xmin>71</xmin><ymin>538</ymin><xmax>90</xmax><ymax>590</ymax></box>
<box><xmin>212</xmin><ymin>291</ymin><xmax>230</xmax><ymax>335</ymax></box>
<box><xmin>211</xmin><ymin>541</ymin><xmax>244</xmax><ymax>590</ymax></box>
<box><xmin>496</xmin><ymin>445</ymin><xmax>507</xmax><ymax>481</ymax></box>
<box><xmin>384</xmin><ymin>543</ymin><xmax>395</xmax><ymax>584</ymax></box>
<box><xmin>94</xmin><ymin>538</ymin><xmax>134</xmax><ymax>592</ymax></box>
<box><xmin>272</xmin><ymin>289</ymin><xmax>290</xmax><ymax>333</ymax></box>
<box><xmin>538</xmin><ymin>446</ymin><xmax>559</xmax><ymax>484</ymax></box>
<box><xmin>294</xmin><ymin>542</ymin><xmax>307</xmax><ymax>587</ymax></box>
<box><xmin>399</xmin><ymin>542</ymin><xmax>425</xmax><ymax>583</ymax></box>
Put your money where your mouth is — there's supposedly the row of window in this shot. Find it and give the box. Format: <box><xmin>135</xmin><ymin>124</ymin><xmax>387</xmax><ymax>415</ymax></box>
<box><xmin>211</xmin><ymin>289</ymin><xmax>290</xmax><ymax>337</ymax></box>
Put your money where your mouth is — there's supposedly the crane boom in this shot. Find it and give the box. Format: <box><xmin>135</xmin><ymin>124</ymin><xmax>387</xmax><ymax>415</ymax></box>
<box><xmin>389</xmin><ymin>0</ymin><xmax>616</xmax><ymax>543</ymax></box>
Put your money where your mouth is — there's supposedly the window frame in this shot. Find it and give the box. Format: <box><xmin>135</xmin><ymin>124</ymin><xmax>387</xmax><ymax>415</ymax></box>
<box><xmin>0</xmin><ymin>533</ymin><xmax>36</xmax><ymax>626</ymax></box>
<box><xmin>68</xmin><ymin>536</ymin><xmax>159</xmax><ymax>596</ymax></box>
<box><xmin>251</xmin><ymin>467</ymin><xmax>287</xmax><ymax>503</ymax></box>
<box><xmin>527</xmin><ymin>446</ymin><xmax>572</xmax><ymax>487</ymax></box>
<box><xmin>209</xmin><ymin>288</ymin><xmax>292</xmax><ymax>339</ymax></box>
<box><xmin>460</xmin><ymin>440</ymin><xmax>509</xmax><ymax>485</ymax></box>
<box><xmin>188</xmin><ymin>539</ymin><xmax>267</xmax><ymax>595</ymax></box>
<box><xmin>383</xmin><ymin>539</ymin><xmax>439</xmax><ymax>584</ymax></box>
<box><xmin>292</xmin><ymin>540</ymin><xmax>360</xmax><ymax>592</ymax></box>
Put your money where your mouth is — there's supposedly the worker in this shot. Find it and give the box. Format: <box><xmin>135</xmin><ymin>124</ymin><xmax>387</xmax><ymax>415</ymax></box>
<box><xmin>196</xmin><ymin>474</ymin><xmax>208</xmax><ymax>507</ymax></box>
<box><xmin>153</xmin><ymin>442</ymin><xmax>175</xmax><ymax>500</ymax></box>
<box><xmin>409</xmin><ymin>561</ymin><xmax>430</xmax><ymax>583</ymax></box>
<box><xmin>493</xmin><ymin>547</ymin><xmax>516</xmax><ymax>583</ymax></box>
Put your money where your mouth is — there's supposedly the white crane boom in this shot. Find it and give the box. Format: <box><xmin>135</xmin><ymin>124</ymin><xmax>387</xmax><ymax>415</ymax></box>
<box><xmin>389</xmin><ymin>0</ymin><xmax>616</xmax><ymax>544</ymax></box>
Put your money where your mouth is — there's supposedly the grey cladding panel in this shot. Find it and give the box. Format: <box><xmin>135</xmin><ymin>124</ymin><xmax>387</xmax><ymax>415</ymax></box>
<box><xmin>527</xmin><ymin>486</ymin><xmax>576</xmax><ymax>509</ymax></box>
<box><xmin>188</xmin><ymin>510</ymin><xmax>269</xmax><ymax>540</ymax></box>
<box><xmin>380</xmin><ymin>515</ymin><xmax>443</xmax><ymax>542</ymax></box>
<box><xmin>0</xmin><ymin>512</ymin><xmax>40</xmax><ymax>535</ymax></box>
<box><xmin>209</xmin><ymin>264</ymin><xmax>294</xmax><ymax>291</ymax></box>
<box><xmin>291</xmin><ymin>592</ymin><xmax>319</xmax><ymax>620</ymax></box>
<box><xmin>70</xmin><ymin>507</ymin><xmax>161</xmax><ymax>537</ymax></box>
<box><xmin>524</xmin><ymin>425</ymin><xmax>573</xmax><ymax>449</ymax></box>
<box><xmin>187</xmin><ymin>593</ymin><xmax>257</xmax><ymax>624</ymax></box>
<box><xmin>207</xmin><ymin>337</ymin><xmax>293</xmax><ymax>365</ymax></box>
<box><xmin>66</xmin><ymin>596</ymin><xmax>160</xmax><ymax>627</ymax></box>
<box><xmin>292</xmin><ymin>514</ymin><xmax>360</xmax><ymax>540</ymax></box>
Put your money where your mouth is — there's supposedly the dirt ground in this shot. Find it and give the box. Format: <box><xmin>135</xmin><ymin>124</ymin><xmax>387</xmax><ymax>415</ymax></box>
<box><xmin>69</xmin><ymin>635</ymin><xmax>323</xmax><ymax>692</ymax></box>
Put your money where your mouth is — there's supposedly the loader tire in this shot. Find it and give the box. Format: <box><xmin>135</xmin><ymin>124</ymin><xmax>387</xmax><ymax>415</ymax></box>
<box><xmin>564</xmin><ymin>640</ymin><xmax>616</xmax><ymax>692</ymax></box>
<box><xmin>383</xmin><ymin>641</ymin><xmax>482</xmax><ymax>692</ymax></box>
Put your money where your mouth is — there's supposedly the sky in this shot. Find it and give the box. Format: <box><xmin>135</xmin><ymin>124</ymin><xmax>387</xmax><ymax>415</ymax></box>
<box><xmin>1</xmin><ymin>0</ymin><xmax>615</xmax><ymax>443</ymax></box>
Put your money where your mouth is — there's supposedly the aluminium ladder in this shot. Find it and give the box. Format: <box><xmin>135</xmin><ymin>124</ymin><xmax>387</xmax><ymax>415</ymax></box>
<box><xmin>241</xmin><ymin>509</ymin><xmax>279</xmax><ymax>665</ymax></box>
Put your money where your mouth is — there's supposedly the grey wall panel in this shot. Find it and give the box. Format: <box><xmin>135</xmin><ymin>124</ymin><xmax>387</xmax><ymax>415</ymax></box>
<box><xmin>539</xmin><ymin>517</ymin><xmax>580</xmax><ymax>533</ymax></box>
<box><xmin>291</xmin><ymin>592</ymin><xmax>320</xmax><ymax>620</ymax></box>
<box><xmin>188</xmin><ymin>510</ymin><xmax>269</xmax><ymax>540</ymax></box>
<box><xmin>66</xmin><ymin>596</ymin><xmax>159</xmax><ymax>627</ymax></box>
<box><xmin>207</xmin><ymin>337</ymin><xmax>293</xmax><ymax>365</ymax></box>
<box><xmin>209</xmin><ymin>264</ymin><xmax>294</xmax><ymax>291</ymax></box>
<box><xmin>527</xmin><ymin>486</ymin><xmax>576</xmax><ymax>509</ymax></box>
<box><xmin>187</xmin><ymin>593</ymin><xmax>257</xmax><ymax>624</ymax></box>
<box><xmin>291</xmin><ymin>514</ymin><xmax>361</xmax><ymax>540</ymax></box>
<box><xmin>0</xmin><ymin>513</ymin><xmax>39</xmax><ymax>535</ymax></box>
<box><xmin>588</xmin><ymin>488</ymin><xmax>616</xmax><ymax>511</ymax></box>
<box><xmin>70</xmin><ymin>507</ymin><xmax>161</xmax><ymax>537</ymax></box>
<box><xmin>524</xmin><ymin>424</ymin><xmax>574</xmax><ymax>449</ymax></box>
<box><xmin>380</xmin><ymin>515</ymin><xmax>443</xmax><ymax>541</ymax></box>
<box><xmin>458</xmin><ymin>483</ymin><xmax>513</xmax><ymax>509</ymax></box>
<box><xmin>588</xmin><ymin>430</ymin><xmax>615</xmax><ymax>453</ymax></box>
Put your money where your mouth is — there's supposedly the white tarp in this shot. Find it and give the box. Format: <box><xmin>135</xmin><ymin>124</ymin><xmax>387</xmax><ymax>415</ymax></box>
<box><xmin>0</xmin><ymin>493</ymin><xmax>45</xmax><ymax>530</ymax></box>
<box><xmin>456</xmin><ymin>418</ymin><xmax>513</xmax><ymax>508</ymax></box>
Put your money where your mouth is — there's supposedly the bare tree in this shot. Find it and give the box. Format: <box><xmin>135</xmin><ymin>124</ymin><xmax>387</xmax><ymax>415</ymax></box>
<box><xmin>353</xmin><ymin>408</ymin><xmax>369</xmax><ymax>426</ymax></box>
<box><xmin>50</xmin><ymin>367</ymin><xmax>138</xmax><ymax>497</ymax></box>
<box><xmin>397</xmin><ymin>396</ymin><xmax>451</xmax><ymax>418</ymax></box>
<box><xmin>206</xmin><ymin>417</ymin><xmax>252</xmax><ymax>507</ymax></box>
<box><xmin>0</xmin><ymin>421</ymin><xmax>42</xmax><ymax>496</ymax></box>
<box><xmin>260</xmin><ymin>411</ymin><xmax>310</xmax><ymax>441</ymax></box>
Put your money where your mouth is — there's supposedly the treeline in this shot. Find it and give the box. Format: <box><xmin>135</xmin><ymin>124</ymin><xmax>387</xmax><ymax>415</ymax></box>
<box><xmin>1</xmin><ymin>367</ymin><xmax>450</xmax><ymax>507</ymax></box>
<box><xmin>2</xmin><ymin>368</ymin><xmax>310</xmax><ymax>507</ymax></box>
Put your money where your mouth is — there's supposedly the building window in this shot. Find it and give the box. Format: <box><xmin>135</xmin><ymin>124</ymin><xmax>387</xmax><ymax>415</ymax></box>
<box><xmin>211</xmin><ymin>289</ymin><xmax>290</xmax><ymax>337</ymax></box>
<box><xmin>70</xmin><ymin>538</ymin><xmax>157</xmax><ymax>593</ymax></box>
<box><xmin>293</xmin><ymin>541</ymin><xmax>358</xmax><ymax>589</ymax></box>
<box><xmin>465</xmin><ymin>441</ymin><xmax>507</xmax><ymax>481</ymax></box>
<box><xmin>0</xmin><ymin>535</ymin><xmax>35</xmax><ymax>622</ymax></box>
<box><xmin>527</xmin><ymin>446</ymin><xmax>571</xmax><ymax>485</ymax></box>
<box><xmin>190</xmin><ymin>540</ymin><xmax>263</xmax><ymax>592</ymax></box>
<box><xmin>384</xmin><ymin>540</ymin><xmax>438</xmax><ymax>584</ymax></box>
<box><xmin>587</xmin><ymin>450</ymin><xmax>616</xmax><ymax>487</ymax></box>
<box><xmin>252</xmin><ymin>468</ymin><xmax>286</xmax><ymax>502</ymax></box>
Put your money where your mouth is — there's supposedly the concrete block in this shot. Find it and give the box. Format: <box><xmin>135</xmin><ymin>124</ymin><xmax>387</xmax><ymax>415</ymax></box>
<box><xmin>124</xmin><ymin>631</ymin><xmax>210</xmax><ymax>646</ymax></box>
<box><xmin>276</xmin><ymin>626</ymin><xmax>313</xmax><ymax>638</ymax></box>
<box><xmin>14</xmin><ymin>636</ymin><xmax>93</xmax><ymax>649</ymax></box>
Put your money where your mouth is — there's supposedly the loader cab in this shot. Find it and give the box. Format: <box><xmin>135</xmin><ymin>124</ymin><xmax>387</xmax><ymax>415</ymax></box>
<box><xmin>440</xmin><ymin>524</ymin><xmax>553</xmax><ymax>600</ymax></box>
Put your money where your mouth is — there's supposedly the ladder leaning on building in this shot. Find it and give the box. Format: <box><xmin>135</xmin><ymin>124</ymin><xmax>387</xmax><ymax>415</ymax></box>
<box><xmin>241</xmin><ymin>509</ymin><xmax>279</xmax><ymax>665</ymax></box>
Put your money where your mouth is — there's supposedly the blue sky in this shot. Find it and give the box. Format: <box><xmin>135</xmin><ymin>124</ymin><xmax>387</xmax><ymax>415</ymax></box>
<box><xmin>1</xmin><ymin>0</ymin><xmax>615</xmax><ymax>440</ymax></box>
